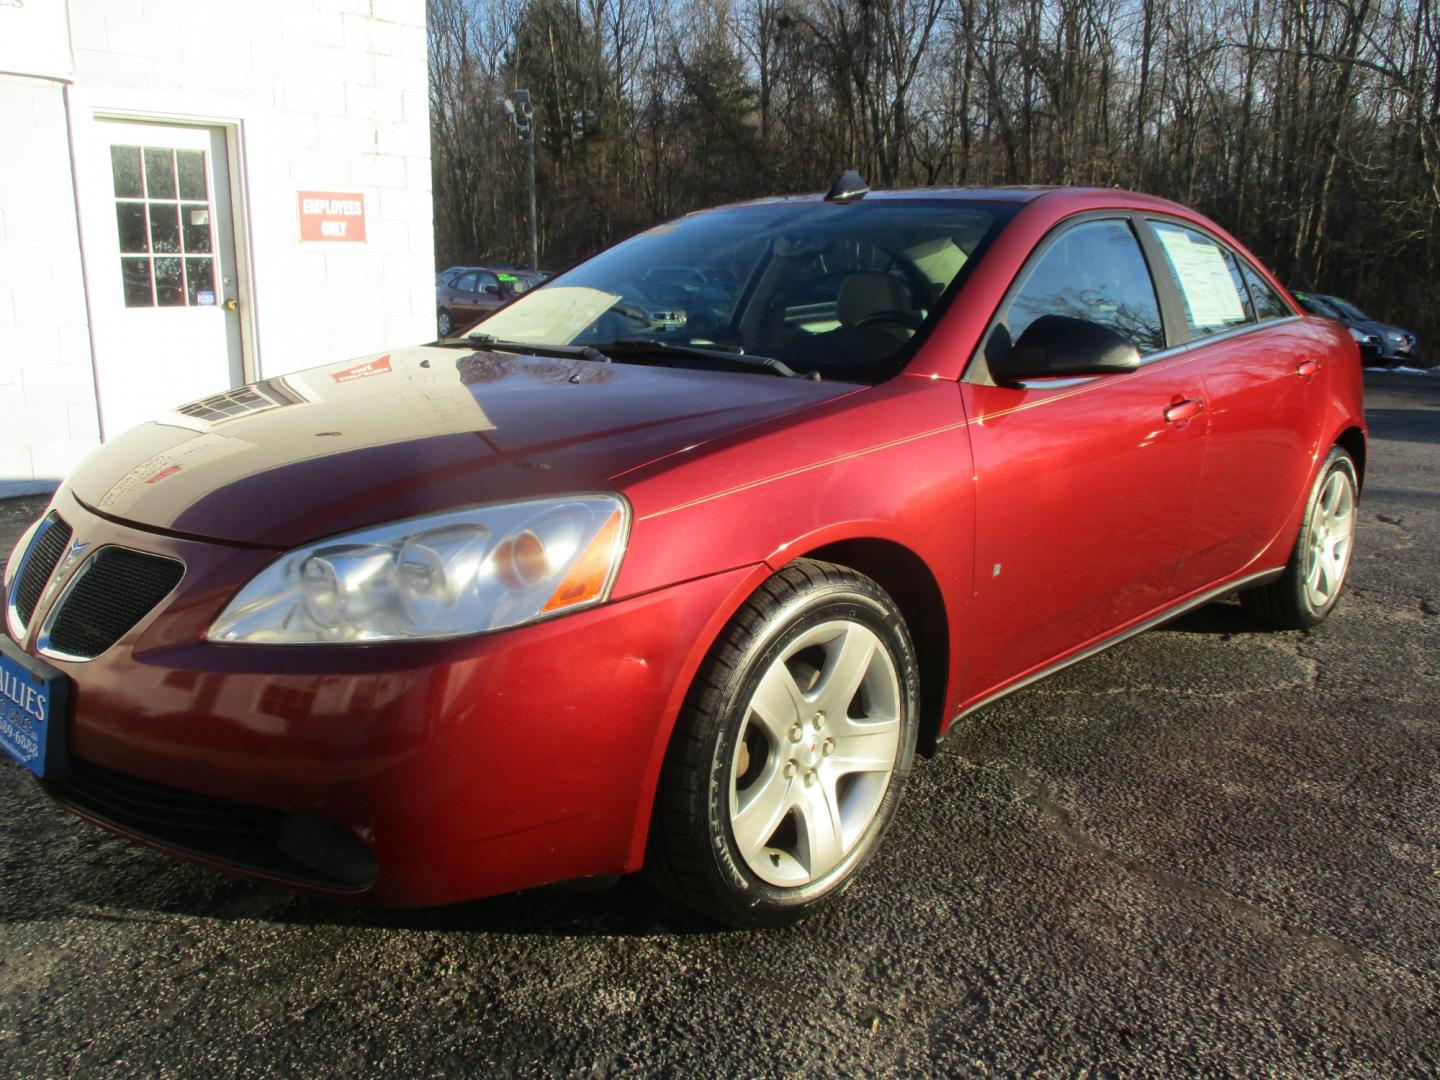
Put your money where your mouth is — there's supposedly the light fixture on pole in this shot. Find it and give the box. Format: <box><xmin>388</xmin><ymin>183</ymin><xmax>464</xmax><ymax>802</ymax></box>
<box><xmin>510</xmin><ymin>88</ymin><xmax>538</xmax><ymax>272</ymax></box>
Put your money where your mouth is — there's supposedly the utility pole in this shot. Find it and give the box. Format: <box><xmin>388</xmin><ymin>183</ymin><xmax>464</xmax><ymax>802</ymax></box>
<box><xmin>510</xmin><ymin>88</ymin><xmax>539</xmax><ymax>271</ymax></box>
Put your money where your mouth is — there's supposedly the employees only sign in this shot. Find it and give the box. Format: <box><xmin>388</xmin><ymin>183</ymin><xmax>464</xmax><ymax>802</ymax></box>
<box><xmin>298</xmin><ymin>191</ymin><xmax>367</xmax><ymax>242</ymax></box>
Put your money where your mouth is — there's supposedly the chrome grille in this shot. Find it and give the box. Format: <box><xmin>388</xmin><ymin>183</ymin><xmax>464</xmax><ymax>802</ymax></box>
<box><xmin>42</xmin><ymin>547</ymin><xmax>184</xmax><ymax>660</ymax></box>
<box><xmin>11</xmin><ymin>513</ymin><xmax>72</xmax><ymax>633</ymax></box>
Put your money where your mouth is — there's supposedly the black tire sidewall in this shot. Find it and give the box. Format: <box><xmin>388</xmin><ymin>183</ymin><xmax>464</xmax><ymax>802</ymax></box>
<box><xmin>700</xmin><ymin>579</ymin><xmax>919</xmax><ymax>916</ymax></box>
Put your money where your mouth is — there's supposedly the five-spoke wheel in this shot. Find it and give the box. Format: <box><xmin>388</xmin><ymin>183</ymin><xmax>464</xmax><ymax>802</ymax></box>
<box><xmin>729</xmin><ymin>619</ymin><xmax>902</xmax><ymax>887</ymax></box>
<box><xmin>646</xmin><ymin>560</ymin><xmax>918</xmax><ymax>926</ymax></box>
<box><xmin>1242</xmin><ymin>445</ymin><xmax>1359</xmax><ymax>628</ymax></box>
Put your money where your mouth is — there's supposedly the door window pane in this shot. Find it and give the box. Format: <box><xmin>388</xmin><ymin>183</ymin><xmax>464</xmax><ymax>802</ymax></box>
<box><xmin>149</xmin><ymin>202</ymin><xmax>181</xmax><ymax>254</ymax></box>
<box><xmin>182</xmin><ymin>204</ymin><xmax>212</xmax><ymax>253</ymax></box>
<box><xmin>1151</xmin><ymin>222</ymin><xmax>1252</xmax><ymax>338</ymax></box>
<box><xmin>1003</xmin><ymin>219</ymin><xmax>1166</xmax><ymax>353</ymax></box>
<box><xmin>121</xmin><ymin>257</ymin><xmax>153</xmax><ymax>307</ymax></box>
<box><xmin>111</xmin><ymin>146</ymin><xmax>143</xmax><ymax>198</ymax></box>
<box><xmin>116</xmin><ymin>203</ymin><xmax>149</xmax><ymax>253</ymax></box>
<box><xmin>144</xmin><ymin>148</ymin><xmax>176</xmax><ymax>199</ymax></box>
<box><xmin>185</xmin><ymin>257</ymin><xmax>215</xmax><ymax>305</ymax></box>
<box><xmin>154</xmin><ymin>258</ymin><xmax>185</xmax><ymax>306</ymax></box>
<box><xmin>176</xmin><ymin>150</ymin><xmax>207</xmax><ymax>199</ymax></box>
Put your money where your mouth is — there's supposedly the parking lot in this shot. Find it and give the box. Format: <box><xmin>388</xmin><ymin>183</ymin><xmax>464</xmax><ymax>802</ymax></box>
<box><xmin>0</xmin><ymin>371</ymin><xmax>1436</xmax><ymax>1077</ymax></box>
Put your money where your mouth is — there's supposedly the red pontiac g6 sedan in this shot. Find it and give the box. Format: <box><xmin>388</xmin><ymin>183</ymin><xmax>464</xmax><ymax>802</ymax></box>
<box><xmin>1</xmin><ymin>179</ymin><xmax>1364</xmax><ymax>926</ymax></box>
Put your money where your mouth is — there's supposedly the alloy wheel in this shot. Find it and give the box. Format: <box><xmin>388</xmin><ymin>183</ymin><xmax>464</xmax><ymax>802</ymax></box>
<box><xmin>728</xmin><ymin>619</ymin><xmax>901</xmax><ymax>887</ymax></box>
<box><xmin>1303</xmin><ymin>466</ymin><xmax>1356</xmax><ymax>608</ymax></box>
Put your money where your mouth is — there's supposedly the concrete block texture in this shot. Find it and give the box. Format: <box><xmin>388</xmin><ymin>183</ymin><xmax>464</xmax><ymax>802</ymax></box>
<box><xmin>2</xmin><ymin>1</ymin><xmax>436</xmax><ymax>485</ymax></box>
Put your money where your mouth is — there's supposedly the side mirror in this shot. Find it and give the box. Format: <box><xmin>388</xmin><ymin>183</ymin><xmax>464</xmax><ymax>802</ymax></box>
<box><xmin>484</xmin><ymin>284</ymin><xmax>501</xmax><ymax>296</ymax></box>
<box><xmin>988</xmin><ymin>315</ymin><xmax>1141</xmax><ymax>383</ymax></box>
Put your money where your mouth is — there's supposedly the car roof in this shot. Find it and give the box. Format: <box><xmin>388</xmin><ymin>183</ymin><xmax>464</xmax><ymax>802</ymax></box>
<box><xmin>711</xmin><ymin>185</ymin><xmax>1195</xmax><ymax>215</ymax></box>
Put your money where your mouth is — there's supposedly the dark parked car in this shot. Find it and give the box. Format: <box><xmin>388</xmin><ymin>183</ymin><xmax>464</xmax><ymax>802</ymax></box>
<box><xmin>1293</xmin><ymin>291</ymin><xmax>1421</xmax><ymax>367</ymax></box>
<box><xmin>434</xmin><ymin>267</ymin><xmax>529</xmax><ymax>337</ymax></box>
<box><xmin>3</xmin><ymin>182</ymin><xmax>1365</xmax><ymax>927</ymax></box>
<box><xmin>1293</xmin><ymin>293</ymin><xmax>1384</xmax><ymax>363</ymax></box>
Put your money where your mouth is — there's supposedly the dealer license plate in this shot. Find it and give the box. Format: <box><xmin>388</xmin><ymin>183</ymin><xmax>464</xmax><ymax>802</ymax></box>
<box><xmin>0</xmin><ymin>637</ymin><xmax>68</xmax><ymax>778</ymax></box>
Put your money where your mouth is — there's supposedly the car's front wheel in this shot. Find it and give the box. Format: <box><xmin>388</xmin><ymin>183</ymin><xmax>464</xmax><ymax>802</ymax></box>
<box><xmin>1241</xmin><ymin>445</ymin><xmax>1359</xmax><ymax>628</ymax></box>
<box><xmin>646</xmin><ymin>560</ymin><xmax>919</xmax><ymax>926</ymax></box>
<box><xmin>436</xmin><ymin>308</ymin><xmax>453</xmax><ymax>337</ymax></box>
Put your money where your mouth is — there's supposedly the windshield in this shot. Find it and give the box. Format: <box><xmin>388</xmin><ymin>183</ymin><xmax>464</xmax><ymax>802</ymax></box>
<box><xmin>1326</xmin><ymin>296</ymin><xmax>1371</xmax><ymax>321</ymax></box>
<box><xmin>472</xmin><ymin>200</ymin><xmax>1012</xmax><ymax>382</ymax></box>
<box><xmin>1298</xmin><ymin>294</ymin><xmax>1342</xmax><ymax>319</ymax></box>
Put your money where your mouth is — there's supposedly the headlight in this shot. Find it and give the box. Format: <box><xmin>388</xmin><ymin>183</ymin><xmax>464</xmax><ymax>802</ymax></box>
<box><xmin>207</xmin><ymin>495</ymin><xmax>628</xmax><ymax>644</ymax></box>
<box><xmin>1347</xmin><ymin>327</ymin><xmax>1370</xmax><ymax>343</ymax></box>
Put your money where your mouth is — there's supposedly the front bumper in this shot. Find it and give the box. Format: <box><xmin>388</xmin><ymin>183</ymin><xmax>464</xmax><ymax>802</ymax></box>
<box><xmin>16</xmin><ymin>490</ymin><xmax>752</xmax><ymax>907</ymax></box>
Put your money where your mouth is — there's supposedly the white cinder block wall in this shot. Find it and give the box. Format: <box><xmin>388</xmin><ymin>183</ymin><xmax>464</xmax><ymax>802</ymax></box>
<box><xmin>0</xmin><ymin>77</ymin><xmax>97</xmax><ymax>495</ymax></box>
<box><xmin>0</xmin><ymin>0</ymin><xmax>434</xmax><ymax>496</ymax></box>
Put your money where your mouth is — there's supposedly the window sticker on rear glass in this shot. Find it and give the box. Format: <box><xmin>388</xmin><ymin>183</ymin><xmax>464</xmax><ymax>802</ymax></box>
<box><xmin>1154</xmin><ymin>226</ymin><xmax>1246</xmax><ymax>329</ymax></box>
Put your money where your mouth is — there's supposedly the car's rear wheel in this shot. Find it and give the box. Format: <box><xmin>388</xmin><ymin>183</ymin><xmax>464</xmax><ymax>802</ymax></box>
<box><xmin>436</xmin><ymin>308</ymin><xmax>453</xmax><ymax>337</ymax></box>
<box><xmin>646</xmin><ymin>560</ymin><xmax>919</xmax><ymax>927</ymax></box>
<box><xmin>1241</xmin><ymin>445</ymin><xmax>1358</xmax><ymax>628</ymax></box>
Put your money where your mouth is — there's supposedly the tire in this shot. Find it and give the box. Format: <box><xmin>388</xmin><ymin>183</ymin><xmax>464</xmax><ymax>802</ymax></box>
<box><xmin>436</xmin><ymin>308</ymin><xmax>453</xmax><ymax>338</ymax></box>
<box><xmin>1240</xmin><ymin>446</ymin><xmax>1359</xmax><ymax>629</ymax></box>
<box><xmin>645</xmin><ymin>559</ymin><xmax>919</xmax><ymax>927</ymax></box>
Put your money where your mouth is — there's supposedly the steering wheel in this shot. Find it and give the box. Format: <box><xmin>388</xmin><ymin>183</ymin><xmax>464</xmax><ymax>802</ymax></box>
<box><xmin>853</xmin><ymin>309</ymin><xmax>926</xmax><ymax>331</ymax></box>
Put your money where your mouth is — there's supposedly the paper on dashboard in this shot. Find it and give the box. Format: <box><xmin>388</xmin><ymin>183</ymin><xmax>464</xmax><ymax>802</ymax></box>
<box><xmin>479</xmin><ymin>286</ymin><xmax>622</xmax><ymax>344</ymax></box>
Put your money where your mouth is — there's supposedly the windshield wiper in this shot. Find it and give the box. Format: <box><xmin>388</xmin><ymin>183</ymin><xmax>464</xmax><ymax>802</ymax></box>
<box><xmin>598</xmin><ymin>338</ymin><xmax>811</xmax><ymax>379</ymax></box>
<box><xmin>439</xmin><ymin>333</ymin><xmax>610</xmax><ymax>364</ymax></box>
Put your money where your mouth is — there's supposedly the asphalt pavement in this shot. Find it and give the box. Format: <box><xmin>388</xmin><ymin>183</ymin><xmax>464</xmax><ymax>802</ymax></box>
<box><xmin>1</xmin><ymin>371</ymin><xmax>1437</xmax><ymax>1077</ymax></box>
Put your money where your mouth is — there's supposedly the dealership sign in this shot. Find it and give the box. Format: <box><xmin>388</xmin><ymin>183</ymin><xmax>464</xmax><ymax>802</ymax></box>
<box><xmin>297</xmin><ymin>191</ymin><xmax>367</xmax><ymax>242</ymax></box>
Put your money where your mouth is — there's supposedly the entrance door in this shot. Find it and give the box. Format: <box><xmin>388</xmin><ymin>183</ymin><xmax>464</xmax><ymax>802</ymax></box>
<box><xmin>84</xmin><ymin>120</ymin><xmax>245</xmax><ymax>437</ymax></box>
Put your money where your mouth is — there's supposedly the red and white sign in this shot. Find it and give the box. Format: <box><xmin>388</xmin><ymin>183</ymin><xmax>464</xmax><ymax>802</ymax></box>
<box><xmin>298</xmin><ymin>191</ymin><xmax>367</xmax><ymax>242</ymax></box>
<box><xmin>330</xmin><ymin>355</ymin><xmax>392</xmax><ymax>383</ymax></box>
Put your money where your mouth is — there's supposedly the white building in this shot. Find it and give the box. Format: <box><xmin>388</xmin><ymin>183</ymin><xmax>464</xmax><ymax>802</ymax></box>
<box><xmin>0</xmin><ymin>0</ymin><xmax>435</xmax><ymax>497</ymax></box>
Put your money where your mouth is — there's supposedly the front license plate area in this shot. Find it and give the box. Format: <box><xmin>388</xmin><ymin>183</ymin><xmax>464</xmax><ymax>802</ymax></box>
<box><xmin>0</xmin><ymin>637</ymin><xmax>69</xmax><ymax>778</ymax></box>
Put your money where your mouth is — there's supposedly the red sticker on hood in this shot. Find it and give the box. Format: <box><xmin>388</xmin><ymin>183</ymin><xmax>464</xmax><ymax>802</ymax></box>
<box><xmin>331</xmin><ymin>355</ymin><xmax>392</xmax><ymax>383</ymax></box>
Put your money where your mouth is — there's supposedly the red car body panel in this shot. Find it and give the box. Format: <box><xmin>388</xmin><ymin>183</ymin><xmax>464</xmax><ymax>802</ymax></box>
<box><xmin>7</xmin><ymin>187</ymin><xmax>1366</xmax><ymax>906</ymax></box>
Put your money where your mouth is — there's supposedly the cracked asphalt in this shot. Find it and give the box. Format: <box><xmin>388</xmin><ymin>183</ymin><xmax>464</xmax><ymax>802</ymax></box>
<box><xmin>1</xmin><ymin>371</ymin><xmax>1437</xmax><ymax>1077</ymax></box>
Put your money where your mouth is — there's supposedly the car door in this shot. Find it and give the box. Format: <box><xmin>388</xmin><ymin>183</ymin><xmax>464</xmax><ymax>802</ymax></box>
<box><xmin>960</xmin><ymin>216</ymin><xmax>1207</xmax><ymax>692</ymax></box>
<box><xmin>443</xmin><ymin>271</ymin><xmax>481</xmax><ymax>327</ymax></box>
<box><xmin>1143</xmin><ymin>220</ymin><xmax>1326</xmax><ymax>595</ymax></box>
<box><xmin>472</xmin><ymin>271</ymin><xmax>505</xmax><ymax>315</ymax></box>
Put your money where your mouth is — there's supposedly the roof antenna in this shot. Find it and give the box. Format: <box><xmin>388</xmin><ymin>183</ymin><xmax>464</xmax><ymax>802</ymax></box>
<box><xmin>825</xmin><ymin>169</ymin><xmax>869</xmax><ymax>202</ymax></box>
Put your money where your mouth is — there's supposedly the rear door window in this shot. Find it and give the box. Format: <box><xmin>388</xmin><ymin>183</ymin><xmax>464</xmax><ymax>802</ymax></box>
<box><xmin>1150</xmin><ymin>222</ymin><xmax>1253</xmax><ymax>338</ymax></box>
<box><xmin>1002</xmin><ymin>218</ymin><xmax>1166</xmax><ymax>354</ymax></box>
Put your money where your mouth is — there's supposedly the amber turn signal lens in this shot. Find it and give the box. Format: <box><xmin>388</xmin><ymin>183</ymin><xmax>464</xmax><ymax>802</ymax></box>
<box><xmin>541</xmin><ymin>509</ymin><xmax>623</xmax><ymax>613</ymax></box>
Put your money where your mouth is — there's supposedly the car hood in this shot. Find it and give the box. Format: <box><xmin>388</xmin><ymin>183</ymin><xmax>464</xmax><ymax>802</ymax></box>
<box><xmin>1347</xmin><ymin>317</ymin><xmax>1406</xmax><ymax>339</ymax></box>
<box><xmin>67</xmin><ymin>346</ymin><xmax>860</xmax><ymax>548</ymax></box>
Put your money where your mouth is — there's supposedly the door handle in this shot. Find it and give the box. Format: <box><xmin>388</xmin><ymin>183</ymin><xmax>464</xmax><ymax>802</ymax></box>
<box><xmin>222</xmin><ymin>298</ymin><xmax>239</xmax><ymax>312</ymax></box>
<box><xmin>1296</xmin><ymin>359</ymin><xmax>1319</xmax><ymax>378</ymax></box>
<box><xmin>1164</xmin><ymin>398</ymin><xmax>1205</xmax><ymax>424</ymax></box>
